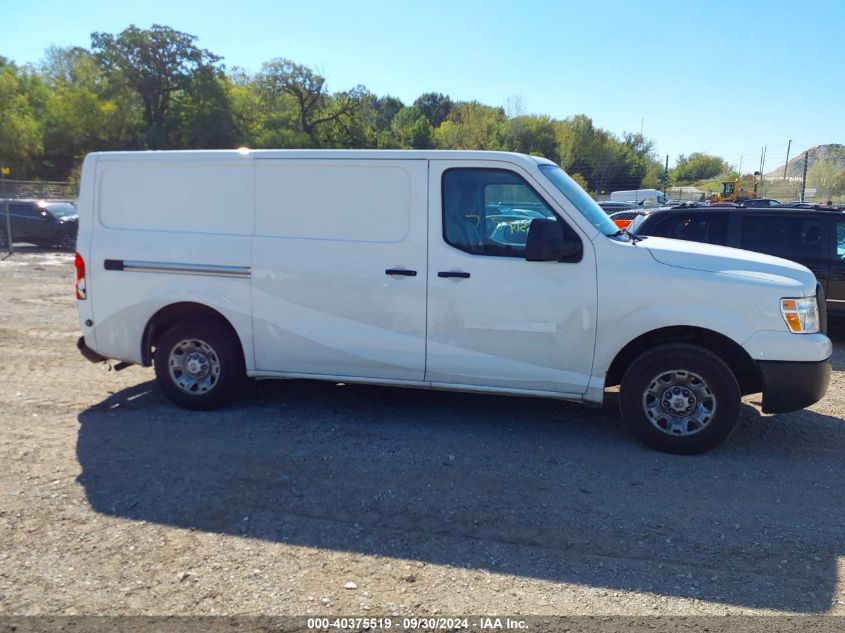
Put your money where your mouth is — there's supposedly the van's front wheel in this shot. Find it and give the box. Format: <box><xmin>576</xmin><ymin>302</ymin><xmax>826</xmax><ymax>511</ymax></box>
<box><xmin>153</xmin><ymin>320</ymin><xmax>244</xmax><ymax>410</ymax></box>
<box><xmin>620</xmin><ymin>344</ymin><xmax>740</xmax><ymax>454</ymax></box>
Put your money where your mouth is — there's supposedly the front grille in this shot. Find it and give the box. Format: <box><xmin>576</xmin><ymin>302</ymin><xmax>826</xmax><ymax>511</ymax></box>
<box><xmin>817</xmin><ymin>283</ymin><xmax>828</xmax><ymax>334</ymax></box>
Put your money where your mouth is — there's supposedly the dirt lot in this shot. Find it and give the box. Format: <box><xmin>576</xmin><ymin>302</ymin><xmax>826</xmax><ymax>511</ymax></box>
<box><xmin>1</xmin><ymin>249</ymin><xmax>844</xmax><ymax>617</ymax></box>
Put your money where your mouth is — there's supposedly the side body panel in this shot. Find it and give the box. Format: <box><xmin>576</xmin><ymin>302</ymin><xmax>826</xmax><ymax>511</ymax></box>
<box><xmin>251</xmin><ymin>159</ymin><xmax>428</xmax><ymax>381</ymax></box>
<box><xmin>83</xmin><ymin>154</ymin><xmax>255</xmax><ymax>367</ymax></box>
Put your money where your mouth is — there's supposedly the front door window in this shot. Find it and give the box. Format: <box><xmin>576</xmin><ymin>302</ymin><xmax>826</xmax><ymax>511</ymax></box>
<box><xmin>442</xmin><ymin>168</ymin><xmax>561</xmax><ymax>258</ymax></box>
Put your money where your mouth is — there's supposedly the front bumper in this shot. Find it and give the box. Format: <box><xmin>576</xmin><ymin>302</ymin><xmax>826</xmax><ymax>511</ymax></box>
<box><xmin>758</xmin><ymin>358</ymin><xmax>832</xmax><ymax>413</ymax></box>
<box><xmin>77</xmin><ymin>335</ymin><xmax>107</xmax><ymax>363</ymax></box>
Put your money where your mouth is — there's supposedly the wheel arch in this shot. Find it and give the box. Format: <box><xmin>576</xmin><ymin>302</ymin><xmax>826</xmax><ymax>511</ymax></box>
<box><xmin>605</xmin><ymin>326</ymin><xmax>762</xmax><ymax>396</ymax></box>
<box><xmin>141</xmin><ymin>301</ymin><xmax>246</xmax><ymax>369</ymax></box>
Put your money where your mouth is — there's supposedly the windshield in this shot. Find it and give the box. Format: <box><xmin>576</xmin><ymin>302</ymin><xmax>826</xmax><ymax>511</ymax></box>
<box><xmin>538</xmin><ymin>164</ymin><xmax>619</xmax><ymax>237</ymax></box>
<box><xmin>42</xmin><ymin>202</ymin><xmax>77</xmax><ymax>218</ymax></box>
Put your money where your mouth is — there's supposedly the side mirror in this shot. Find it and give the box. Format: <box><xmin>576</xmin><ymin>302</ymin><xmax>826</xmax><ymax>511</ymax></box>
<box><xmin>525</xmin><ymin>219</ymin><xmax>582</xmax><ymax>262</ymax></box>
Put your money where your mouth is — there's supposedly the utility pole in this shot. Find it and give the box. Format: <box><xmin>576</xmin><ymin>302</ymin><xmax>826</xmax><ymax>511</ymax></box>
<box><xmin>800</xmin><ymin>151</ymin><xmax>809</xmax><ymax>202</ymax></box>
<box><xmin>1</xmin><ymin>164</ymin><xmax>12</xmax><ymax>255</ymax></box>
<box><xmin>738</xmin><ymin>156</ymin><xmax>743</xmax><ymax>176</ymax></box>
<box><xmin>783</xmin><ymin>139</ymin><xmax>792</xmax><ymax>180</ymax></box>
<box><xmin>663</xmin><ymin>154</ymin><xmax>669</xmax><ymax>198</ymax></box>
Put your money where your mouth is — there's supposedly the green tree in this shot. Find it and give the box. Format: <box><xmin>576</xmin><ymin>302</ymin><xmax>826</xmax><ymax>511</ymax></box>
<box><xmin>554</xmin><ymin>116</ymin><xmax>659</xmax><ymax>193</ymax></box>
<box><xmin>569</xmin><ymin>172</ymin><xmax>589</xmax><ymax>191</ymax></box>
<box><xmin>807</xmin><ymin>160</ymin><xmax>845</xmax><ymax>199</ymax></box>
<box><xmin>39</xmin><ymin>46</ymin><xmax>140</xmax><ymax>177</ymax></box>
<box><xmin>671</xmin><ymin>152</ymin><xmax>727</xmax><ymax>184</ymax></box>
<box><xmin>372</xmin><ymin>95</ymin><xmax>404</xmax><ymax>131</ymax></box>
<box><xmin>507</xmin><ymin>115</ymin><xmax>559</xmax><ymax>163</ymax></box>
<box><xmin>257</xmin><ymin>58</ymin><xmax>365</xmax><ymax>144</ymax></box>
<box><xmin>413</xmin><ymin>92</ymin><xmax>452</xmax><ymax>127</ymax></box>
<box><xmin>434</xmin><ymin>101</ymin><xmax>508</xmax><ymax>150</ymax></box>
<box><xmin>226</xmin><ymin>69</ymin><xmax>267</xmax><ymax>147</ymax></box>
<box><xmin>556</xmin><ymin>115</ymin><xmax>598</xmax><ymax>184</ymax></box>
<box><xmin>91</xmin><ymin>24</ymin><xmax>221</xmax><ymax>148</ymax></box>
<box><xmin>391</xmin><ymin>106</ymin><xmax>432</xmax><ymax>149</ymax></box>
<box><xmin>642</xmin><ymin>160</ymin><xmax>667</xmax><ymax>190</ymax></box>
<box><xmin>169</xmin><ymin>66</ymin><xmax>236</xmax><ymax>149</ymax></box>
<box><xmin>0</xmin><ymin>58</ymin><xmax>43</xmax><ymax>174</ymax></box>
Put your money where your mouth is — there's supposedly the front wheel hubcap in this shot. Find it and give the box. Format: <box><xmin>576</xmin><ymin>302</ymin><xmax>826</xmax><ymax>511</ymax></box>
<box><xmin>168</xmin><ymin>338</ymin><xmax>221</xmax><ymax>395</ymax></box>
<box><xmin>642</xmin><ymin>369</ymin><xmax>716</xmax><ymax>436</ymax></box>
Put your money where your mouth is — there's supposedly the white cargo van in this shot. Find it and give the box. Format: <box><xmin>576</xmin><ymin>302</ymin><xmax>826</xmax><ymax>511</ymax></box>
<box><xmin>610</xmin><ymin>188</ymin><xmax>672</xmax><ymax>207</ymax></box>
<box><xmin>75</xmin><ymin>150</ymin><xmax>831</xmax><ymax>454</ymax></box>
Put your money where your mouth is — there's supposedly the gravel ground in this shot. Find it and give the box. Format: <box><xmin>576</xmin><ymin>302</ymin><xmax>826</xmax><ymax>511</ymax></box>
<box><xmin>1</xmin><ymin>249</ymin><xmax>844</xmax><ymax>617</ymax></box>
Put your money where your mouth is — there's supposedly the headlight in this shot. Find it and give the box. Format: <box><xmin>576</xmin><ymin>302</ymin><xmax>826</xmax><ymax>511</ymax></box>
<box><xmin>780</xmin><ymin>297</ymin><xmax>819</xmax><ymax>334</ymax></box>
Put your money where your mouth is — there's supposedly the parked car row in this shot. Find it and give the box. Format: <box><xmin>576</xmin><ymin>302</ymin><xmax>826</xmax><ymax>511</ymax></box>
<box><xmin>0</xmin><ymin>199</ymin><xmax>78</xmax><ymax>250</ymax></box>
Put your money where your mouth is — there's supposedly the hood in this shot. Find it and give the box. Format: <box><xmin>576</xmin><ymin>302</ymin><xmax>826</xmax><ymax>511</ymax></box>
<box><xmin>643</xmin><ymin>237</ymin><xmax>816</xmax><ymax>291</ymax></box>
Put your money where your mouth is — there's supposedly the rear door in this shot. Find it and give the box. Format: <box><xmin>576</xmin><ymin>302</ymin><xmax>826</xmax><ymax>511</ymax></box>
<box><xmin>251</xmin><ymin>158</ymin><xmax>428</xmax><ymax>381</ymax></box>
<box><xmin>424</xmin><ymin>160</ymin><xmax>597</xmax><ymax>395</ymax></box>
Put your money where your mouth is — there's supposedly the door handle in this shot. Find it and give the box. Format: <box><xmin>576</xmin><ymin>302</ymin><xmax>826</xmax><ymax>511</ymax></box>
<box><xmin>438</xmin><ymin>271</ymin><xmax>470</xmax><ymax>279</ymax></box>
<box><xmin>385</xmin><ymin>268</ymin><xmax>417</xmax><ymax>276</ymax></box>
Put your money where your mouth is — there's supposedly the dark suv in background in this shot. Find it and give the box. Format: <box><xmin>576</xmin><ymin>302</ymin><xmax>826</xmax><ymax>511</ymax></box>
<box><xmin>0</xmin><ymin>199</ymin><xmax>78</xmax><ymax>250</ymax></box>
<box><xmin>634</xmin><ymin>206</ymin><xmax>845</xmax><ymax>315</ymax></box>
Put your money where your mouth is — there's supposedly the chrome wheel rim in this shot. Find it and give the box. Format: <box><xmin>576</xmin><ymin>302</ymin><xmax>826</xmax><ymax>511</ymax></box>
<box><xmin>168</xmin><ymin>338</ymin><xmax>221</xmax><ymax>395</ymax></box>
<box><xmin>642</xmin><ymin>369</ymin><xmax>716</xmax><ymax>437</ymax></box>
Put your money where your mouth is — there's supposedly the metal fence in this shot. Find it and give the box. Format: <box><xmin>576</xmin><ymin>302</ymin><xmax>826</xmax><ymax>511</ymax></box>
<box><xmin>1</xmin><ymin>179</ymin><xmax>78</xmax><ymax>201</ymax></box>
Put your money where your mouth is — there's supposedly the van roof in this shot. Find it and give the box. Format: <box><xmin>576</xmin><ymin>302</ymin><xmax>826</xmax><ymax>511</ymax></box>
<box><xmin>87</xmin><ymin>149</ymin><xmax>556</xmax><ymax>167</ymax></box>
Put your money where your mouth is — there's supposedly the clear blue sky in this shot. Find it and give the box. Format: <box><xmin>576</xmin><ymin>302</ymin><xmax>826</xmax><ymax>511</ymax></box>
<box><xmin>4</xmin><ymin>0</ymin><xmax>843</xmax><ymax>171</ymax></box>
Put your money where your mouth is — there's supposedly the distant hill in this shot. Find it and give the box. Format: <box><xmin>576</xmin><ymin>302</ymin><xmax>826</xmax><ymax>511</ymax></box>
<box><xmin>764</xmin><ymin>144</ymin><xmax>845</xmax><ymax>179</ymax></box>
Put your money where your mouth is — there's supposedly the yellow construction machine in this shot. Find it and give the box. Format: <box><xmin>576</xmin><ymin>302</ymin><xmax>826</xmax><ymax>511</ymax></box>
<box><xmin>709</xmin><ymin>176</ymin><xmax>761</xmax><ymax>204</ymax></box>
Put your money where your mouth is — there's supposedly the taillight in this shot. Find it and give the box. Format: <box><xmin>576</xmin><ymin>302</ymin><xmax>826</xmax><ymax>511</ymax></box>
<box><xmin>75</xmin><ymin>252</ymin><xmax>86</xmax><ymax>300</ymax></box>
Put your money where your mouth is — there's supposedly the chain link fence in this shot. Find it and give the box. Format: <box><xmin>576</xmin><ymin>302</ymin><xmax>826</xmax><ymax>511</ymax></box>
<box><xmin>1</xmin><ymin>179</ymin><xmax>78</xmax><ymax>201</ymax></box>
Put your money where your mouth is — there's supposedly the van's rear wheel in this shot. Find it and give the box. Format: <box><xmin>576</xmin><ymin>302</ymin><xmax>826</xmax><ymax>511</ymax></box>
<box><xmin>620</xmin><ymin>344</ymin><xmax>740</xmax><ymax>454</ymax></box>
<box><xmin>153</xmin><ymin>320</ymin><xmax>243</xmax><ymax>410</ymax></box>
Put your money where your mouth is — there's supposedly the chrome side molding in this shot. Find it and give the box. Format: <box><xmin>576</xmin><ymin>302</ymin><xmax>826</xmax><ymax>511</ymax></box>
<box><xmin>104</xmin><ymin>259</ymin><xmax>250</xmax><ymax>278</ymax></box>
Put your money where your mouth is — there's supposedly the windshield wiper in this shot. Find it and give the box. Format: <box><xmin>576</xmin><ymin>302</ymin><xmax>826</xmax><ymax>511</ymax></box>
<box><xmin>610</xmin><ymin>228</ymin><xmax>646</xmax><ymax>243</ymax></box>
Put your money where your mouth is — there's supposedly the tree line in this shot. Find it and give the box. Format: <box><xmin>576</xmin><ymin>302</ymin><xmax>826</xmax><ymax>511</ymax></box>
<box><xmin>0</xmin><ymin>24</ymin><xmax>728</xmax><ymax>191</ymax></box>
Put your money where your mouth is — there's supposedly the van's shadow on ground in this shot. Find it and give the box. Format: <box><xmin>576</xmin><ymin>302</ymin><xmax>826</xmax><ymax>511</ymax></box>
<box><xmin>77</xmin><ymin>374</ymin><xmax>845</xmax><ymax>613</ymax></box>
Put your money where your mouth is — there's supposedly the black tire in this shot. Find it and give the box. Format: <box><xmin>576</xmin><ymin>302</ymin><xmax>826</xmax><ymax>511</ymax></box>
<box><xmin>58</xmin><ymin>232</ymin><xmax>76</xmax><ymax>251</ymax></box>
<box><xmin>153</xmin><ymin>319</ymin><xmax>245</xmax><ymax>410</ymax></box>
<box><xmin>620</xmin><ymin>344</ymin><xmax>740</xmax><ymax>455</ymax></box>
